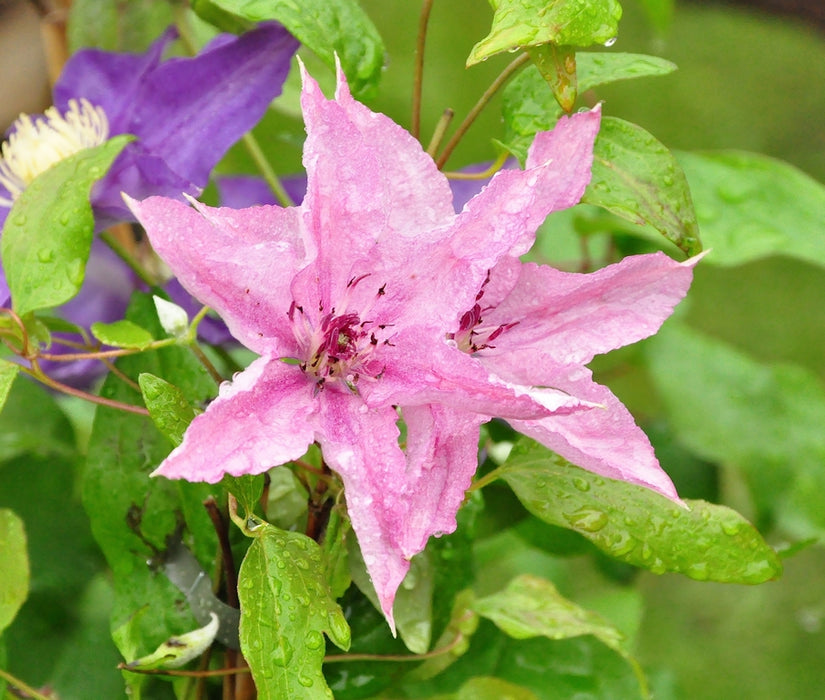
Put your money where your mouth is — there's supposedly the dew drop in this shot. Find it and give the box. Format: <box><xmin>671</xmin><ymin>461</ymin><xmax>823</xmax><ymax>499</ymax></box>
<box><xmin>304</xmin><ymin>630</ymin><xmax>324</xmax><ymax>650</ymax></box>
<box><xmin>721</xmin><ymin>520</ymin><xmax>742</xmax><ymax>537</ymax></box>
<box><xmin>564</xmin><ymin>507</ymin><xmax>608</xmax><ymax>532</ymax></box>
<box><xmin>686</xmin><ymin>561</ymin><xmax>709</xmax><ymax>581</ymax></box>
<box><xmin>12</xmin><ymin>213</ymin><xmax>26</xmax><ymax>227</ymax></box>
<box><xmin>37</xmin><ymin>248</ymin><xmax>55</xmax><ymax>263</ymax></box>
<box><xmin>572</xmin><ymin>477</ymin><xmax>590</xmax><ymax>492</ymax></box>
<box><xmin>297</xmin><ymin>672</ymin><xmax>314</xmax><ymax>688</ymax></box>
<box><xmin>603</xmin><ymin>36</ymin><xmax>617</xmax><ymax>47</ymax></box>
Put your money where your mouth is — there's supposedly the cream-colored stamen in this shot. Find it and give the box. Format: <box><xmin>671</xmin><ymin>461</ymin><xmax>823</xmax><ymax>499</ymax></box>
<box><xmin>0</xmin><ymin>98</ymin><xmax>110</xmax><ymax>207</ymax></box>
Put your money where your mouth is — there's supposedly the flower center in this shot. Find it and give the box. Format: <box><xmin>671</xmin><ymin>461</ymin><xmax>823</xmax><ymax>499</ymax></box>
<box><xmin>449</xmin><ymin>271</ymin><xmax>518</xmax><ymax>354</ymax></box>
<box><xmin>0</xmin><ymin>98</ymin><xmax>110</xmax><ymax>206</ymax></box>
<box><xmin>287</xmin><ymin>276</ymin><xmax>390</xmax><ymax>393</ymax></box>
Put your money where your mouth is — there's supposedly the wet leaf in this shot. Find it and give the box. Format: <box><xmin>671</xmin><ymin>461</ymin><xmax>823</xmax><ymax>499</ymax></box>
<box><xmin>469</xmin><ymin>0</ymin><xmax>622</xmax><ymax>66</ymax></box>
<box><xmin>495</xmin><ymin>438</ymin><xmax>782</xmax><ymax>583</ymax></box>
<box><xmin>238</xmin><ymin>523</ymin><xmax>350</xmax><ymax>700</ymax></box>
<box><xmin>0</xmin><ymin>360</ymin><xmax>20</xmax><ymax>415</ymax></box>
<box><xmin>502</xmin><ymin>53</ymin><xmax>677</xmax><ymax>160</ymax></box>
<box><xmin>194</xmin><ymin>0</ymin><xmax>384</xmax><ymax>98</ymax></box>
<box><xmin>91</xmin><ymin>320</ymin><xmax>155</xmax><ymax>349</ymax></box>
<box><xmin>0</xmin><ymin>509</ymin><xmax>29</xmax><ymax>634</ymax></box>
<box><xmin>138</xmin><ymin>373</ymin><xmax>197</xmax><ymax>447</ymax></box>
<box><xmin>584</xmin><ymin>117</ymin><xmax>701</xmax><ymax>256</ymax></box>
<box><xmin>677</xmin><ymin>150</ymin><xmax>825</xmax><ymax>268</ymax></box>
<box><xmin>1</xmin><ymin>136</ymin><xmax>132</xmax><ymax>317</ymax></box>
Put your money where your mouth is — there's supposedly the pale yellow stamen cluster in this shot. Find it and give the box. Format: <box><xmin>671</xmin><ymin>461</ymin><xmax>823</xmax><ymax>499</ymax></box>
<box><xmin>0</xmin><ymin>98</ymin><xmax>109</xmax><ymax>207</ymax></box>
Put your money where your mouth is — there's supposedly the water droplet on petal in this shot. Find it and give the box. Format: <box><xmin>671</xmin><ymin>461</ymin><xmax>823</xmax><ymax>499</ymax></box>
<box><xmin>604</xmin><ymin>36</ymin><xmax>617</xmax><ymax>47</ymax></box>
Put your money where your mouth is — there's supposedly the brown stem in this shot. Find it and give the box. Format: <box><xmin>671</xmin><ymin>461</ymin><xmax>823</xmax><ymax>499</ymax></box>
<box><xmin>411</xmin><ymin>0</ymin><xmax>436</xmax><ymax>139</ymax></box>
<box><xmin>203</xmin><ymin>497</ymin><xmax>238</xmax><ymax>609</ymax></box>
<box><xmin>117</xmin><ymin>664</ymin><xmax>251</xmax><ymax>678</ymax></box>
<box><xmin>425</xmin><ymin>108</ymin><xmax>454</xmax><ymax>158</ymax></box>
<box><xmin>435</xmin><ymin>52</ymin><xmax>530</xmax><ymax>169</ymax></box>
<box><xmin>190</xmin><ymin>343</ymin><xmax>224</xmax><ymax>385</ymax></box>
<box><xmin>305</xmin><ymin>461</ymin><xmax>332</xmax><ymax>542</ymax></box>
<box><xmin>26</xmin><ymin>360</ymin><xmax>150</xmax><ymax>416</ymax></box>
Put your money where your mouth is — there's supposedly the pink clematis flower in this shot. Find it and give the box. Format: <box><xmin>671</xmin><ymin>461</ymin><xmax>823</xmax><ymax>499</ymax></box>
<box><xmin>450</xmin><ymin>252</ymin><xmax>701</xmax><ymax>502</ymax></box>
<box><xmin>127</xmin><ymin>64</ymin><xmax>602</xmax><ymax>629</ymax></box>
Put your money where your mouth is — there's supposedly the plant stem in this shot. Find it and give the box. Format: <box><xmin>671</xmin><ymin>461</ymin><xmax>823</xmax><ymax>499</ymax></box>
<box><xmin>425</xmin><ymin>108</ymin><xmax>454</xmax><ymax>158</ymax></box>
<box><xmin>444</xmin><ymin>150</ymin><xmax>510</xmax><ymax>180</ymax></box>
<box><xmin>26</xmin><ymin>361</ymin><xmax>150</xmax><ymax>416</ymax></box>
<box><xmin>100</xmin><ymin>226</ymin><xmax>158</xmax><ymax>287</ymax></box>
<box><xmin>0</xmin><ymin>668</ymin><xmax>55</xmax><ymax>700</ymax></box>
<box><xmin>241</xmin><ymin>133</ymin><xmax>295</xmax><ymax>207</ymax></box>
<box><xmin>435</xmin><ymin>52</ymin><xmax>530</xmax><ymax>169</ymax></box>
<box><xmin>411</xmin><ymin>0</ymin><xmax>435</xmax><ymax>139</ymax></box>
<box><xmin>467</xmin><ymin>464</ymin><xmax>504</xmax><ymax>493</ymax></box>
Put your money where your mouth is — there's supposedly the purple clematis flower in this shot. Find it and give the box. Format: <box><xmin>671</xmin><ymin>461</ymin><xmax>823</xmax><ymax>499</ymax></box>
<box><xmin>127</xmin><ymin>64</ymin><xmax>602</xmax><ymax>628</ymax></box>
<box><xmin>1</xmin><ymin>21</ymin><xmax>298</xmax><ymax>230</ymax></box>
<box><xmin>0</xmin><ymin>22</ymin><xmax>298</xmax><ymax>309</ymax></box>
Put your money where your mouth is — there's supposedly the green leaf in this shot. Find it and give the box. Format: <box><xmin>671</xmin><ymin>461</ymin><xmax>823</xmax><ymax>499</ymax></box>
<box><xmin>526</xmin><ymin>43</ymin><xmax>578</xmax><ymax>113</ymax></box>
<box><xmin>495</xmin><ymin>438</ymin><xmax>782</xmax><ymax>583</ymax></box>
<box><xmin>474</xmin><ymin>574</ymin><xmax>625</xmax><ymax>648</ymax></box>
<box><xmin>1</xmin><ymin>136</ymin><xmax>132</xmax><ymax>317</ymax></box>
<box><xmin>82</xmin><ymin>293</ymin><xmax>219</xmax><ymax>660</ymax></box>
<box><xmin>502</xmin><ymin>53</ymin><xmax>677</xmax><ymax>160</ymax></box>
<box><xmin>321</xmin><ymin>508</ymin><xmax>351</xmax><ymax>600</ymax></box>
<box><xmin>435</xmin><ymin>676</ymin><xmax>540</xmax><ymax>700</ymax></box>
<box><xmin>677</xmin><ymin>150</ymin><xmax>825</xmax><ymax>268</ymax></box>
<box><xmin>238</xmin><ymin>523</ymin><xmax>350</xmax><ymax>699</ymax></box>
<box><xmin>225</xmin><ymin>473</ymin><xmax>267</xmax><ymax>519</ymax></box>
<box><xmin>473</xmin><ymin>575</ymin><xmax>648</xmax><ymax>697</ymax></box>
<box><xmin>68</xmin><ymin>0</ymin><xmax>175</xmax><ymax>52</ymax></box>
<box><xmin>138</xmin><ymin>373</ymin><xmax>197</xmax><ymax>447</ymax></box>
<box><xmin>583</xmin><ymin>117</ymin><xmax>701</xmax><ymax>256</ymax></box>
<box><xmin>0</xmin><ymin>375</ymin><xmax>75</xmax><ymax>461</ymax></box>
<box><xmin>0</xmin><ymin>509</ymin><xmax>29</xmax><ymax>634</ymax></box>
<box><xmin>91</xmin><ymin>320</ymin><xmax>156</xmax><ymax>349</ymax></box>
<box><xmin>195</xmin><ymin>0</ymin><xmax>384</xmax><ymax>98</ymax></box>
<box><xmin>468</xmin><ymin>0</ymin><xmax>622</xmax><ymax>66</ymax></box>
<box><xmin>646</xmin><ymin>321</ymin><xmax>825</xmax><ymax>537</ymax></box>
<box><xmin>0</xmin><ymin>360</ymin><xmax>20</xmax><ymax>414</ymax></box>
<box><xmin>124</xmin><ymin>613</ymin><xmax>219</xmax><ymax>670</ymax></box>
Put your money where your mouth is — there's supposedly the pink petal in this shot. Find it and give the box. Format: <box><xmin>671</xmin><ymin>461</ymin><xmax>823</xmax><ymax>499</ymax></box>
<box><xmin>483</xmin><ymin>252</ymin><xmax>699</xmax><ymax>366</ymax></box>
<box><xmin>315</xmin><ymin>392</ymin><xmax>412</xmax><ymax>631</ymax></box>
<box><xmin>366</xmin><ymin>327</ymin><xmax>588</xmax><ymax>419</ymax></box>
<box><xmin>446</xmin><ymin>108</ymin><xmax>601</xmax><ymax>269</ymax></box>
<box><xmin>505</xmin><ymin>365</ymin><xmax>679</xmax><ymax>501</ymax></box>
<box><xmin>298</xmin><ymin>64</ymin><xmax>456</xmax><ymax>303</ymax></box>
<box><xmin>152</xmin><ymin>357</ymin><xmax>316</xmax><ymax>483</ymax></box>
<box><xmin>126</xmin><ymin>195</ymin><xmax>309</xmax><ymax>356</ymax></box>
<box><xmin>397</xmin><ymin>404</ymin><xmax>484</xmax><ymax>558</ymax></box>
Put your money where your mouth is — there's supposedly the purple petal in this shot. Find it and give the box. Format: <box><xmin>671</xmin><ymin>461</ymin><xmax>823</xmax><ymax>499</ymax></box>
<box><xmin>53</xmin><ymin>27</ymin><xmax>177</xmax><ymax>125</ymax></box>
<box><xmin>132</xmin><ymin>23</ymin><xmax>298</xmax><ymax>189</ymax></box>
<box><xmin>215</xmin><ymin>174</ymin><xmax>307</xmax><ymax>208</ymax></box>
<box><xmin>153</xmin><ymin>357</ymin><xmax>315</xmax><ymax>483</ymax></box>
<box><xmin>126</xmin><ymin>195</ymin><xmax>310</xmax><ymax>356</ymax></box>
